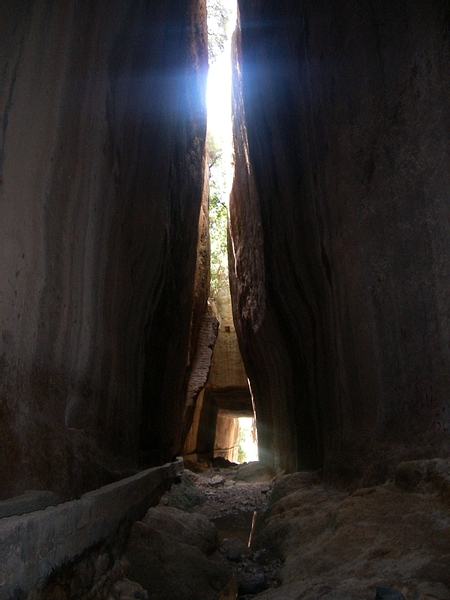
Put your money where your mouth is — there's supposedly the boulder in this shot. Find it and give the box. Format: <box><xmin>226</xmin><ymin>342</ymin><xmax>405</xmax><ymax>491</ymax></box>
<box><xmin>414</xmin><ymin>582</ymin><xmax>450</xmax><ymax>600</ymax></box>
<box><xmin>209</xmin><ymin>475</ymin><xmax>225</xmax><ymax>487</ymax></box>
<box><xmin>141</xmin><ymin>506</ymin><xmax>218</xmax><ymax>556</ymax></box>
<box><xmin>268</xmin><ymin>471</ymin><xmax>321</xmax><ymax>506</ymax></box>
<box><xmin>126</xmin><ymin>506</ymin><xmax>231</xmax><ymax>600</ymax></box>
<box><xmin>395</xmin><ymin>458</ymin><xmax>450</xmax><ymax>502</ymax></box>
<box><xmin>112</xmin><ymin>579</ymin><xmax>149</xmax><ymax>600</ymax></box>
<box><xmin>222</xmin><ymin>537</ymin><xmax>248</xmax><ymax>562</ymax></box>
<box><xmin>159</xmin><ymin>473</ymin><xmax>206</xmax><ymax>511</ymax></box>
<box><xmin>238</xmin><ymin>572</ymin><xmax>267</xmax><ymax>596</ymax></box>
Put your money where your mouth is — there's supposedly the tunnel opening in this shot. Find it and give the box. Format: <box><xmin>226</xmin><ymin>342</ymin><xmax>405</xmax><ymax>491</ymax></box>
<box><xmin>214</xmin><ymin>412</ymin><xmax>258</xmax><ymax>464</ymax></box>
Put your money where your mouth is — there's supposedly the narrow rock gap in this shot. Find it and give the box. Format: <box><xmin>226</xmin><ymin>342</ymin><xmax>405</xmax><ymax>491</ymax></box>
<box><xmin>183</xmin><ymin>0</ymin><xmax>259</xmax><ymax>469</ymax></box>
<box><xmin>2</xmin><ymin>2</ymin><xmax>450</xmax><ymax>599</ymax></box>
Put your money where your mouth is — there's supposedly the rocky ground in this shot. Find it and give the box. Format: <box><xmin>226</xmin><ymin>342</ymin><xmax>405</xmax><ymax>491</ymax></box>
<box><xmin>178</xmin><ymin>461</ymin><xmax>282</xmax><ymax>598</ymax></box>
<box><xmin>168</xmin><ymin>461</ymin><xmax>272</xmax><ymax>518</ymax></box>
<box><xmin>116</xmin><ymin>458</ymin><xmax>450</xmax><ymax>600</ymax></box>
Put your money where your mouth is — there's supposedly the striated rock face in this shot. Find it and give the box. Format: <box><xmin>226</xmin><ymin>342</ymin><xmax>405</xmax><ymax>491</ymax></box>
<box><xmin>0</xmin><ymin>0</ymin><xmax>208</xmax><ymax>499</ymax></box>
<box><xmin>182</xmin><ymin>315</ymin><xmax>220</xmax><ymax>443</ymax></box>
<box><xmin>230</xmin><ymin>1</ymin><xmax>450</xmax><ymax>477</ymax></box>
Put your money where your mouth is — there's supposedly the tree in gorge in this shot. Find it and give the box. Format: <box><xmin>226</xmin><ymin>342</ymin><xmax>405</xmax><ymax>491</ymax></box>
<box><xmin>207</xmin><ymin>131</ymin><xmax>229</xmax><ymax>300</ymax></box>
<box><xmin>207</xmin><ymin>0</ymin><xmax>231</xmax><ymax>63</ymax></box>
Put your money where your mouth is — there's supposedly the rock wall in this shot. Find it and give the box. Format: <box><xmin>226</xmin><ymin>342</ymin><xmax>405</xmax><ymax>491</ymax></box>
<box><xmin>214</xmin><ymin>411</ymin><xmax>240</xmax><ymax>462</ymax></box>
<box><xmin>182</xmin><ymin>314</ymin><xmax>220</xmax><ymax>444</ymax></box>
<box><xmin>208</xmin><ymin>288</ymin><xmax>248</xmax><ymax>390</ymax></box>
<box><xmin>0</xmin><ymin>0</ymin><xmax>208</xmax><ymax>499</ymax></box>
<box><xmin>230</xmin><ymin>0</ymin><xmax>450</xmax><ymax>479</ymax></box>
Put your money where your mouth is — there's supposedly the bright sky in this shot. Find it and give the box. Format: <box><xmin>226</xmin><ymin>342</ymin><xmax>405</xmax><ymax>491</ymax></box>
<box><xmin>206</xmin><ymin>1</ymin><xmax>237</xmax><ymax>199</ymax></box>
<box><xmin>207</xmin><ymin>51</ymin><xmax>233</xmax><ymax>141</ymax></box>
<box><xmin>206</xmin><ymin>0</ymin><xmax>236</xmax><ymax>136</ymax></box>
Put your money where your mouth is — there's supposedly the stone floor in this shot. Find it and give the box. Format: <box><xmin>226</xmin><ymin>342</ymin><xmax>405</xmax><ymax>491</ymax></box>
<box><xmin>119</xmin><ymin>458</ymin><xmax>450</xmax><ymax>600</ymax></box>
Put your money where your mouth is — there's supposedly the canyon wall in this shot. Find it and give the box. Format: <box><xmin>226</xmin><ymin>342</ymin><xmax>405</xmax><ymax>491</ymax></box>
<box><xmin>230</xmin><ymin>0</ymin><xmax>450</xmax><ymax>480</ymax></box>
<box><xmin>0</xmin><ymin>0</ymin><xmax>208</xmax><ymax>499</ymax></box>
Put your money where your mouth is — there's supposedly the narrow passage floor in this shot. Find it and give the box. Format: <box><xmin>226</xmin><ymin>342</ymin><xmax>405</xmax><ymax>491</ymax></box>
<box><xmin>119</xmin><ymin>458</ymin><xmax>450</xmax><ymax>600</ymax></box>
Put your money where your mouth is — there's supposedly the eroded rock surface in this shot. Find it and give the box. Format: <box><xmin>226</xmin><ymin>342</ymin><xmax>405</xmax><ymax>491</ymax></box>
<box><xmin>0</xmin><ymin>0</ymin><xmax>208</xmax><ymax>500</ymax></box>
<box><xmin>125</xmin><ymin>505</ymin><xmax>231</xmax><ymax>600</ymax></box>
<box><xmin>252</xmin><ymin>464</ymin><xmax>450</xmax><ymax>599</ymax></box>
<box><xmin>230</xmin><ymin>0</ymin><xmax>450</xmax><ymax>477</ymax></box>
<box><xmin>118</xmin><ymin>463</ymin><xmax>450</xmax><ymax>599</ymax></box>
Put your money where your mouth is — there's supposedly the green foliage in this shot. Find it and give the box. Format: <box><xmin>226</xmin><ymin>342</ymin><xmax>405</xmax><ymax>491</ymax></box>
<box><xmin>237</xmin><ymin>418</ymin><xmax>256</xmax><ymax>463</ymax></box>
<box><xmin>209</xmin><ymin>190</ymin><xmax>228</xmax><ymax>299</ymax></box>
<box><xmin>205</xmin><ymin>0</ymin><xmax>233</xmax><ymax>297</ymax></box>
<box><xmin>207</xmin><ymin>0</ymin><xmax>231</xmax><ymax>63</ymax></box>
<box><xmin>206</xmin><ymin>130</ymin><xmax>223</xmax><ymax>171</ymax></box>
<box><xmin>206</xmin><ymin>131</ymin><xmax>229</xmax><ymax>300</ymax></box>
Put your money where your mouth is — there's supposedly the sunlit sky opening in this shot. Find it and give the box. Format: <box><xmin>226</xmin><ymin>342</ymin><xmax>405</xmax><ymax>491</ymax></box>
<box><xmin>207</xmin><ymin>49</ymin><xmax>233</xmax><ymax>138</ymax></box>
<box><xmin>238</xmin><ymin>417</ymin><xmax>259</xmax><ymax>463</ymax></box>
<box><xmin>206</xmin><ymin>1</ymin><xmax>237</xmax><ymax>200</ymax></box>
